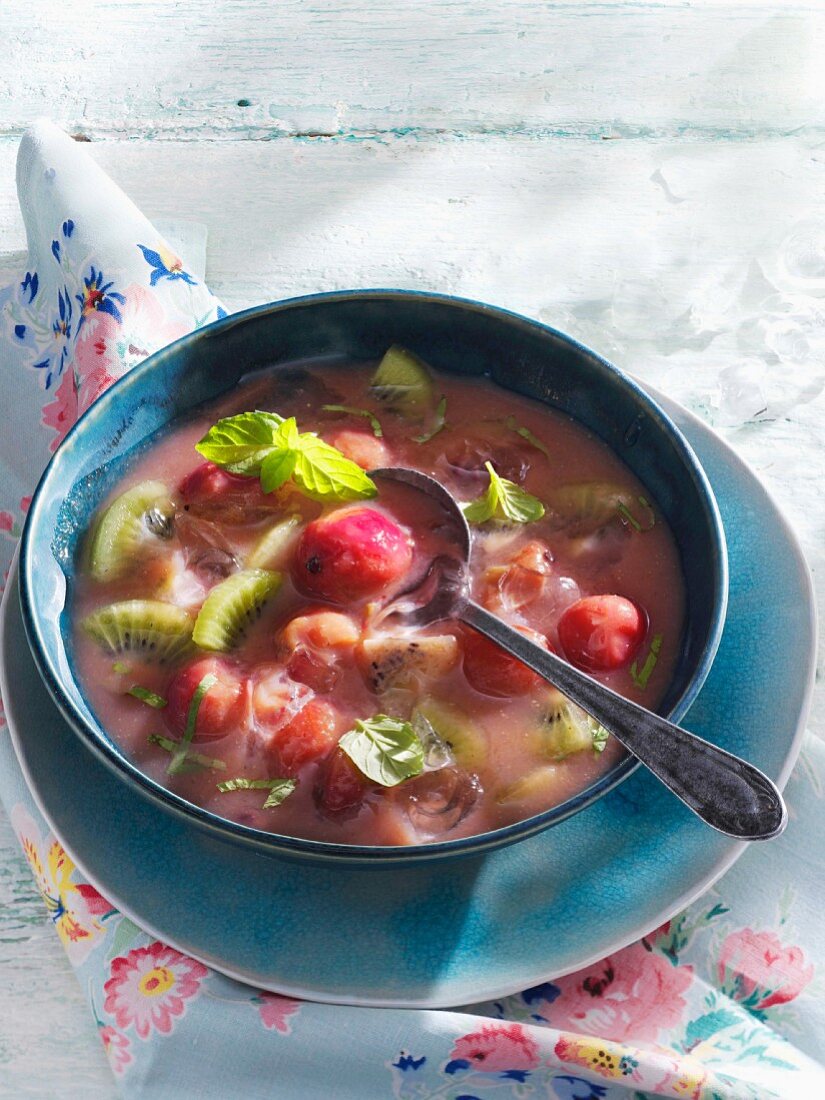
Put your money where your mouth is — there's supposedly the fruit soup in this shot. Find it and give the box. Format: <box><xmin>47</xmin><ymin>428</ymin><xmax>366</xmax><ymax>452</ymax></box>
<box><xmin>72</xmin><ymin>348</ymin><xmax>685</xmax><ymax>845</ymax></box>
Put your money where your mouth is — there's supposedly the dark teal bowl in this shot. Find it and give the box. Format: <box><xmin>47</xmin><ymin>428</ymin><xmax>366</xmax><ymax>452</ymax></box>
<box><xmin>19</xmin><ymin>291</ymin><xmax>728</xmax><ymax>865</ymax></box>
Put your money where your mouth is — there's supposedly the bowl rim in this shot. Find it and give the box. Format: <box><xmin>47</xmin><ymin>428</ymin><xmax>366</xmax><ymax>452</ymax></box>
<box><xmin>19</xmin><ymin>288</ymin><xmax>729</xmax><ymax>864</ymax></box>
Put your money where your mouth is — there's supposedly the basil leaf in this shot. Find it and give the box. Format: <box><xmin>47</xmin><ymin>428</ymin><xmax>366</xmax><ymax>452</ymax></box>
<box><xmin>195</xmin><ymin>411</ymin><xmax>284</xmax><ymax>475</ymax></box>
<box><xmin>292</xmin><ymin>433</ymin><xmax>377</xmax><ymax>502</ymax></box>
<box><xmin>413</xmin><ymin>395</ymin><xmax>448</xmax><ymax>444</ymax></box>
<box><xmin>339</xmin><ymin>715</ymin><xmax>426</xmax><ymax>786</ymax></box>
<box><xmin>217</xmin><ymin>776</ymin><xmax>296</xmax><ymax>808</ymax></box>
<box><xmin>322</xmin><ymin>404</ymin><xmax>384</xmax><ymax>438</ymax></box>
<box><xmin>463</xmin><ymin>462</ymin><xmax>545</xmax><ymax>525</ymax></box>
<box><xmin>167</xmin><ymin>673</ymin><xmax>217</xmax><ymax>775</ymax></box>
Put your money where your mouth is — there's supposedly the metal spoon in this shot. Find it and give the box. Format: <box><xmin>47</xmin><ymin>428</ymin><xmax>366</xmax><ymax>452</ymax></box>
<box><xmin>373</xmin><ymin>467</ymin><xmax>786</xmax><ymax>840</ymax></box>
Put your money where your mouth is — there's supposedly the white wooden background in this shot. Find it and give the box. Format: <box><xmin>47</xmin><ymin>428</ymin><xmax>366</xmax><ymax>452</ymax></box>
<box><xmin>1</xmin><ymin>2</ymin><xmax>824</xmax><ymax>1095</ymax></box>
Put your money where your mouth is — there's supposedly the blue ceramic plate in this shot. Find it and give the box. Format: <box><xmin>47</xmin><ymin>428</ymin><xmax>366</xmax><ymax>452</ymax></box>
<box><xmin>1</xmin><ymin>389</ymin><xmax>814</xmax><ymax>1007</ymax></box>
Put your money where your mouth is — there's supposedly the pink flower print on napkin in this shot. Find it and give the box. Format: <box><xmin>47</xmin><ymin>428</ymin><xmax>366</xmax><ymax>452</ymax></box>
<box><xmin>255</xmin><ymin>992</ymin><xmax>303</xmax><ymax>1034</ymax></box>
<box><xmin>73</xmin><ymin>283</ymin><xmax>188</xmax><ymax>414</ymax></box>
<box><xmin>449</xmin><ymin>1022</ymin><xmax>541</xmax><ymax>1073</ymax></box>
<box><xmin>545</xmin><ymin>942</ymin><xmax>693</xmax><ymax>1043</ymax></box>
<box><xmin>41</xmin><ymin>367</ymin><xmax>79</xmax><ymax>452</ymax></box>
<box><xmin>718</xmin><ymin>928</ymin><xmax>814</xmax><ymax>1012</ymax></box>
<box><xmin>104</xmin><ymin>941</ymin><xmax>208</xmax><ymax>1039</ymax></box>
<box><xmin>98</xmin><ymin>1025</ymin><xmax>132</xmax><ymax>1075</ymax></box>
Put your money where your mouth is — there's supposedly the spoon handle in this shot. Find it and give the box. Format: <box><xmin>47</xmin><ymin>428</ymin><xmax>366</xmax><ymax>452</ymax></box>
<box><xmin>461</xmin><ymin>600</ymin><xmax>786</xmax><ymax>840</ymax></box>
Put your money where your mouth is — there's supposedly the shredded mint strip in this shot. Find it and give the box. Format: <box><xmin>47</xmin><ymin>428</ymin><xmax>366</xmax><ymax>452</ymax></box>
<box><xmin>630</xmin><ymin>634</ymin><xmax>663</xmax><ymax>690</ymax></box>
<box><xmin>149</xmin><ymin>733</ymin><xmax>226</xmax><ymax>772</ymax></box>
<box><xmin>127</xmin><ymin>684</ymin><xmax>167</xmax><ymax>709</ymax></box>
<box><xmin>167</xmin><ymin>673</ymin><xmax>218</xmax><ymax>775</ymax></box>
<box><xmin>505</xmin><ymin>415</ymin><xmax>550</xmax><ymax>458</ymax></box>
<box><xmin>322</xmin><ymin>404</ymin><xmax>384</xmax><ymax>438</ymax></box>
<box><xmin>217</xmin><ymin>776</ymin><xmax>296</xmax><ymax>809</ymax></box>
<box><xmin>617</xmin><ymin>496</ymin><xmax>656</xmax><ymax>533</ymax></box>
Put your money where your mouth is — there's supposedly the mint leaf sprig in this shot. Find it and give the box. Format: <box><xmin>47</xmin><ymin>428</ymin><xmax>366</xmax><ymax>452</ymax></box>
<box><xmin>463</xmin><ymin>462</ymin><xmax>545</xmax><ymax>525</ymax></box>
<box><xmin>195</xmin><ymin>411</ymin><xmax>377</xmax><ymax>504</ymax></box>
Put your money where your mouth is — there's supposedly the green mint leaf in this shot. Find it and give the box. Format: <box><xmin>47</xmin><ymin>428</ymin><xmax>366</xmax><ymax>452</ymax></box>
<box><xmin>592</xmin><ymin>725</ymin><xmax>610</xmax><ymax>754</ymax></box>
<box><xmin>463</xmin><ymin>462</ymin><xmax>545</xmax><ymax>525</ymax></box>
<box><xmin>339</xmin><ymin>714</ymin><xmax>426</xmax><ymax>787</ymax></box>
<box><xmin>149</xmin><ymin>733</ymin><xmax>226</xmax><ymax>771</ymax></box>
<box><xmin>292</xmin><ymin>433</ymin><xmax>377</xmax><ymax>502</ymax></box>
<box><xmin>505</xmin><ymin>415</ymin><xmax>550</xmax><ymax>458</ymax></box>
<box><xmin>413</xmin><ymin>395</ymin><xmax>448</xmax><ymax>443</ymax></box>
<box><xmin>167</xmin><ymin>673</ymin><xmax>217</xmax><ymax>775</ymax></box>
<box><xmin>195</xmin><ymin>411</ymin><xmax>284</xmax><ymax>475</ymax></box>
<box><xmin>630</xmin><ymin>634</ymin><xmax>663</xmax><ymax>689</ymax></box>
<box><xmin>127</xmin><ymin>684</ymin><xmax>167</xmax><ymax>709</ymax></box>
<box><xmin>322</xmin><ymin>405</ymin><xmax>384</xmax><ymax>438</ymax></box>
<box><xmin>217</xmin><ymin>776</ymin><xmax>296</xmax><ymax>808</ymax></box>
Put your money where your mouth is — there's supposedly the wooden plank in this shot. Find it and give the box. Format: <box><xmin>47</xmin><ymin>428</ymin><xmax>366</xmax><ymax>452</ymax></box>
<box><xmin>0</xmin><ymin>2</ymin><xmax>823</xmax><ymax>141</ymax></box>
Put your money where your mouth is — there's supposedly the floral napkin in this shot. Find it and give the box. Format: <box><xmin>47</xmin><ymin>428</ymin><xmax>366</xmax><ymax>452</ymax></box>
<box><xmin>1</xmin><ymin>121</ymin><xmax>824</xmax><ymax>1100</ymax></box>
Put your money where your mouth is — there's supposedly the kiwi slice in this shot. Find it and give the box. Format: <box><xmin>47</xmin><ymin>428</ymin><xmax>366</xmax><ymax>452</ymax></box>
<box><xmin>192</xmin><ymin>568</ymin><xmax>281</xmax><ymax>651</ymax></box>
<box><xmin>369</xmin><ymin>345</ymin><xmax>434</xmax><ymax>418</ymax></box>
<box><xmin>496</xmin><ymin>765</ymin><xmax>560</xmax><ymax>806</ymax></box>
<box><xmin>89</xmin><ymin>480</ymin><xmax>174</xmax><ymax>580</ymax></box>
<box><xmin>246</xmin><ymin>515</ymin><xmax>302</xmax><ymax>570</ymax></box>
<box><xmin>413</xmin><ymin>697</ymin><xmax>487</xmax><ymax>770</ymax></box>
<box><xmin>536</xmin><ymin>695</ymin><xmax>607</xmax><ymax>760</ymax></box>
<box><xmin>82</xmin><ymin>600</ymin><xmax>194</xmax><ymax>663</ymax></box>
<box><xmin>547</xmin><ymin>482</ymin><xmax>635</xmax><ymax>537</ymax></box>
<box><xmin>359</xmin><ymin>635</ymin><xmax>459</xmax><ymax>693</ymax></box>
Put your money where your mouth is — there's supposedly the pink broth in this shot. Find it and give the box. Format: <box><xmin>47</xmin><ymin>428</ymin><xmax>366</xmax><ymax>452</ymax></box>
<box><xmin>72</xmin><ymin>361</ymin><xmax>685</xmax><ymax>845</ymax></box>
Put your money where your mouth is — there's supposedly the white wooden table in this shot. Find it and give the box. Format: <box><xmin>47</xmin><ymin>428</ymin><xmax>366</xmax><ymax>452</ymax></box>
<box><xmin>1</xmin><ymin>2</ymin><xmax>823</xmax><ymax>1095</ymax></box>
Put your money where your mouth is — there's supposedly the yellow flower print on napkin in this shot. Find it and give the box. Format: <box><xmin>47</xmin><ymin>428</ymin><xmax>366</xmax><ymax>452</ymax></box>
<box><xmin>11</xmin><ymin>805</ymin><xmax>113</xmax><ymax>964</ymax></box>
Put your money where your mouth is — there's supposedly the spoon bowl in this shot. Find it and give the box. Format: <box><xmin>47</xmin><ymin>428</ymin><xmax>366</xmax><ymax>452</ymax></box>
<box><xmin>373</xmin><ymin>467</ymin><xmax>787</xmax><ymax>842</ymax></box>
